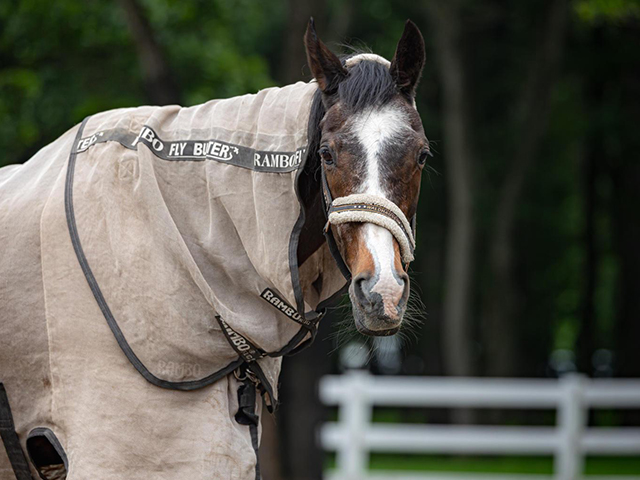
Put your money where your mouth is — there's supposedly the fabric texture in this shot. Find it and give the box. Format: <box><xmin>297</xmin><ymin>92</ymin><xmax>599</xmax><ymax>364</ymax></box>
<box><xmin>0</xmin><ymin>80</ymin><xmax>347</xmax><ymax>479</ymax></box>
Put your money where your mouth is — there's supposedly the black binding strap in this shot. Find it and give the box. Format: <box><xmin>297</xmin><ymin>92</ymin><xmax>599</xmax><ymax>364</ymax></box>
<box><xmin>0</xmin><ymin>384</ymin><xmax>35</xmax><ymax>480</ymax></box>
<box><xmin>66</xmin><ymin>117</ymin><xmax>244</xmax><ymax>390</ymax></box>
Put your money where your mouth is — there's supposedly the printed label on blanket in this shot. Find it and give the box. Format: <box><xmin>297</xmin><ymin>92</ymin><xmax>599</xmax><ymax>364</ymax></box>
<box><xmin>156</xmin><ymin>361</ymin><xmax>203</xmax><ymax>380</ymax></box>
<box><xmin>260</xmin><ymin>288</ymin><xmax>315</xmax><ymax>327</ymax></box>
<box><xmin>216</xmin><ymin>317</ymin><xmax>266</xmax><ymax>363</ymax></box>
<box><xmin>75</xmin><ymin>126</ymin><xmax>307</xmax><ymax>173</ymax></box>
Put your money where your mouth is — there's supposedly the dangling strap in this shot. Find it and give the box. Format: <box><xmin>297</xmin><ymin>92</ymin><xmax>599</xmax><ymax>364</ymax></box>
<box><xmin>0</xmin><ymin>384</ymin><xmax>35</xmax><ymax>480</ymax></box>
<box><xmin>234</xmin><ymin>370</ymin><xmax>262</xmax><ymax>480</ymax></box>
<box><xmin>218</xmin><ymin>317</ymin><xmax>280</xmax><ymax>412</ymax></box>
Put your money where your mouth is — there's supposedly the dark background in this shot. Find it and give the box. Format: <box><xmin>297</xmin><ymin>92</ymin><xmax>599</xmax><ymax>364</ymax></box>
<box><xmin>2</xmin><ymin>0</ymin><xmax>639</xmax><ymax>478</ymax></box>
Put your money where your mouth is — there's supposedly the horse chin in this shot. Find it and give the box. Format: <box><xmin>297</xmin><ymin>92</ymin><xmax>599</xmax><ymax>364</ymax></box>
<box><xmin>351</xmin><ymin>305</ymin><xmax>403</xmax><ymax>337</ymax></box>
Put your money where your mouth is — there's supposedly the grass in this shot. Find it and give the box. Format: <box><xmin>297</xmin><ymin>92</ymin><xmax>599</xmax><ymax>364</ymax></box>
<box><xmin>325</xmin><ymin>453</ymin><xmax>640</xmax><ymax>476</ymax></box>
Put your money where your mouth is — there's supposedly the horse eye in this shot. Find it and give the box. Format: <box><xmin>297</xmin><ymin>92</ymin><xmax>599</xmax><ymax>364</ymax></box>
<box><xmin>418</xmin><ymin>148</ymin><xmax>432</xmax><ymax>166</ymax></box>
<box><xmin>319</xmin><ymin>146</ymin><xmax>334</xmax><ymax>165</ymax></box>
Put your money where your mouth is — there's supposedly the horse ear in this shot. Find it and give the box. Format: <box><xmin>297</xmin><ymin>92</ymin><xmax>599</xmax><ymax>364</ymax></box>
<box><xmin>304</xmin><ymin>18</ymin><xmax>347</xmax><ymax>94</ymax></box>
<box><xmin>390</xmin><ymin>20</ymin><xmax>426</xmax><ymax>98</ymax></box>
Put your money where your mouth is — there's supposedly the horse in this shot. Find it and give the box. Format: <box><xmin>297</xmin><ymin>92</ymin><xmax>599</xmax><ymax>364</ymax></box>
<box><xmin>0</xmin><ymin>19</ymin><xmax>428</xmax><ymax>480</ymax></box>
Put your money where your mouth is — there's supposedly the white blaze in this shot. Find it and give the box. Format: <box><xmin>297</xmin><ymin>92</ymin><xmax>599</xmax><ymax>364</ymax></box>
<box><xmin>351</xmin><ymin>106</ymin><xmax>409</xmax><ymax>317</ymax></box>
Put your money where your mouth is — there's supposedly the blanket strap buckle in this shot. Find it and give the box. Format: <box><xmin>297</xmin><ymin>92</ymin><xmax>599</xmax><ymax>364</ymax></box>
<box><xmin>233</xmin><ymin>366</ymin><xmax>260</xmax><ymax>387</ymax></box>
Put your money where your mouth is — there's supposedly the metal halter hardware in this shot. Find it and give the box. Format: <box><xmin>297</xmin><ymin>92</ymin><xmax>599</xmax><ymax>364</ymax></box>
<box><xmin>319</xmin><ymin>162</ymin><xmax>416</xmax><ymax>278</ymax></box>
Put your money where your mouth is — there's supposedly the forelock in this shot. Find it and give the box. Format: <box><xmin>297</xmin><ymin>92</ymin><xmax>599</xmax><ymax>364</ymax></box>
<box><xmin>337</xmin><ymin>58</ymin><xmax>398</xmax><ymax>113</ymax></box>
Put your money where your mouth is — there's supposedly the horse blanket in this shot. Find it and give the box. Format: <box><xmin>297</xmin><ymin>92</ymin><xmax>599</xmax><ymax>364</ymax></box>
<box><xmin>0</xmin><ymin>80</ymin><xmax>346</xmax><ymax>479</ymax></box>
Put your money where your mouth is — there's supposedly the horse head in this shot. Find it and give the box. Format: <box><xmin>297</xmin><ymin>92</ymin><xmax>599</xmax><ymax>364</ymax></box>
<box><xmin>304</xmin><ymin>19</ymin><xmax>428</xmax><ymax>337</ymax></box>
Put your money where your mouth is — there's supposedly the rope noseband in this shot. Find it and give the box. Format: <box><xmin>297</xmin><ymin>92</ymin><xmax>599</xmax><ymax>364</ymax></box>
<box><xmin>320</xmin><ymin>163</ymin><xmax>416</xmax><ymax>278</ymax></box>
<box><xmin>327</xmin><ymin>194</ymin><xmax>415</xmax><ymax>264</ymax></box>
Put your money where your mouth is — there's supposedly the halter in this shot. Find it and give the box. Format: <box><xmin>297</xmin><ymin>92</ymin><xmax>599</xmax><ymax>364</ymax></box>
<box><xmin>315</xmin><ymin>53</ymin><xmax>418</xmax><ymax>278</ymax></box>
<box><xmin>319</xmin><ymin>163</ymin><xmax>416</xmax><ymax>280</ymax></box>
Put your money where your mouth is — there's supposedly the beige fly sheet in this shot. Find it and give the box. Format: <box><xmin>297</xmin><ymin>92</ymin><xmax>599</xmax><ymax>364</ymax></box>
<box><xmin>0</xmin><ymin>80</ymin><xmax>347</xmax><ymax>480</ymax></box>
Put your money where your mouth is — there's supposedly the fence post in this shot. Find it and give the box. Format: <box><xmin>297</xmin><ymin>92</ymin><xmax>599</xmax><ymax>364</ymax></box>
<box><xmin>336</xmin><ymin>370</ymin><xmax>371</xmax><ymax>480</ymax></box>
<box><xmin>555</xmin><ymin>374</ymin><xmax>587</xmax><ymax>480</ymax></box>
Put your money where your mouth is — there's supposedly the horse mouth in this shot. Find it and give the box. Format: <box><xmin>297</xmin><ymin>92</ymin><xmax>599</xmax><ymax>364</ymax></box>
<box><xmin>348</xmin><ymin>282</ymin><xmax>405</xmax><ymax>336</ymax></box>
<box><xmin>352</xmin><ymin>308</ymin><xmax>402</xmax><ymax>337</ymax></box>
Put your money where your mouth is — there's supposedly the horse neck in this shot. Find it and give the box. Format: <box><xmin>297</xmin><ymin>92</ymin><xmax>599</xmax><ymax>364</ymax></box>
<box><xmin>297</xmin><ymin>88</ymin><xmax>327</xmax><ymax>264</ymax></box>
<box><xmin>296</xmin><ymin>183</ymin><xmax>325</xmax><ymax>267</ymax></box>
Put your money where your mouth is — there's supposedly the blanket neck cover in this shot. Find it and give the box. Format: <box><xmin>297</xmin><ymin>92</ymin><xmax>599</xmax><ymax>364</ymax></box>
<box><xmin>0</xmin><ymin>79</ymin><xmax>352</xmax><ymax>480</ymax></box>
<box><xmin>65</xmin><ymin>80</ymin><xmax>349</xmax><ymax>399</ymax></box>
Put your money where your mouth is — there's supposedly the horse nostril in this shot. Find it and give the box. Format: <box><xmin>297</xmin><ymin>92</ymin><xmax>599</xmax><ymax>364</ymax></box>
<box><xmin>399</xmin><ymin>272</ymin><xmax>409</xmax><ymax>292</ymax></box>
<box><xmin>352</xmin><ymin>273</ymin><xmax>373</xmax><ymax>305</ymax></box>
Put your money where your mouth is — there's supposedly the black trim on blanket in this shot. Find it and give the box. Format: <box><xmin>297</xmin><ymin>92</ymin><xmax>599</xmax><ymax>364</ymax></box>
<box><xmin>288</xmin><ymin>94</ymin><xmax>323</xmax><ymax>318</ymax></box>
<box><xmin>288</xmin><ymin>194</ymin><xmax>311</xmax><ymax>318</ymax></box>
<box><xmin>74</xmin><ymin>126</ymin><xmax>306</xmax><ymax>173</ymax></box>
<box><xmin>282</xmin><ymin>162</ymin><xmax>316</xmax><ymax>357</ymax></box>
<box><xmin>0</xmin><ymin>383</ymin><xmax>35</xmax><ymax>480</ymax></box>
<box><xmin>26</xmin><ymin>428</ymin><xmax>68</xmax><ymax>480</ymax></box>
<box><xmin>274</xmin><ymin>327</ymin><xmax>312</xmax><ymax>357</ymax></box>
<box><xmin>65</xmin><ymin>118</ymin><xmax>244</xmax><ymax>391</ymax></box>
<box><xmin>285</xmin><ymin>89</ymin><xmax>349</xmax><ymax>356</ymax></box>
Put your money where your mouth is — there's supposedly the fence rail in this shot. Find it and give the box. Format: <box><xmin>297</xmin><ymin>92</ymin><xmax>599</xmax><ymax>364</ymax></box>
<box><xmin>319</xmin><ymin>371</ymin><xmax>640</xmax><ymax>480</ymax></box>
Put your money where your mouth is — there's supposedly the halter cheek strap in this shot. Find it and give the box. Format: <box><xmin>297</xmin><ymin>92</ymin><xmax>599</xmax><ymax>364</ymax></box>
<box><xmin>320</xmin><ymin>164</ymin><xmax>416</xmax><ymax>277</ymax></box>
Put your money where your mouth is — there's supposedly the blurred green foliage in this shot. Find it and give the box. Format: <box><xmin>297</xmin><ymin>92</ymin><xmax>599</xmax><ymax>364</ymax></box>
<box><xmin>576</xmin><ymin>0</ymin><xmax>640</xmax><ymax>22</ymax></box>
<box><xmin>0</xmin><ymin>0</ymin><xmax>277</xmax><ymax>164</ymax></box>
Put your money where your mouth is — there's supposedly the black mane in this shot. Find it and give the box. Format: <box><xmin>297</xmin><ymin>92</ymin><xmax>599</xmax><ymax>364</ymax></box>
<box><xmin>338</xmin><ymin>57</ymin><xmax>397</xmax><ymax>112</ymax></box>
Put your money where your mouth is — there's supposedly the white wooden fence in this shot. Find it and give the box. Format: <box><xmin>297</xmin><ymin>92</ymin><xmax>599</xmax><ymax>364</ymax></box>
<box><xmin>319</xmin><ymin>370</ymin><xmax>640</xmax><ymax>480</ymax></box>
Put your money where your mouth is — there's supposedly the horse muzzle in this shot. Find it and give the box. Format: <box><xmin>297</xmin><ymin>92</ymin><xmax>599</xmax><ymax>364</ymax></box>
<box><xmin>349</xmin><ymin>270</ymin><xmax>410</xmax><ymax>336</ymax></box>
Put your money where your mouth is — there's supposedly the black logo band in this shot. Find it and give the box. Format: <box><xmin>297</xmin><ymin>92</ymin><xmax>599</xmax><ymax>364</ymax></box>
<box><xmin>74</xmin><ymin>125</ymin><xmax>306</xmax><ymax>173</ymax></box>
<box><xmin>216</xmin><ymin>317</ymin><xmax>265</xmax><ymax>363</ymax></box>
<box><xmin>260</xmin><ymin>288</ymin><xmax>316</xmax><ymax>327</ymax></box>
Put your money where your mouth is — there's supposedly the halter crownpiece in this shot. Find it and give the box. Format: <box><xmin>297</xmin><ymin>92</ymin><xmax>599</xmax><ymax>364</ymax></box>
<box><xmin>326</xmin><ymin>194</ymin><xmax>416</xmax><ymax>264</ymax></box>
